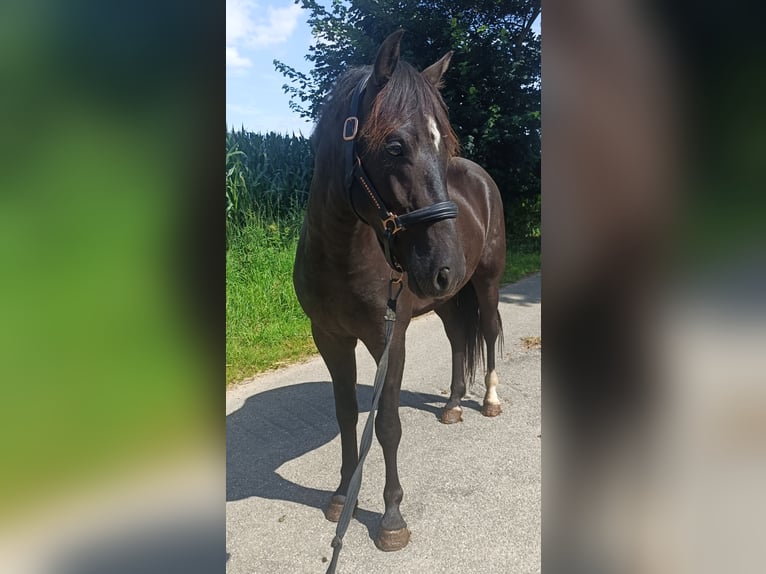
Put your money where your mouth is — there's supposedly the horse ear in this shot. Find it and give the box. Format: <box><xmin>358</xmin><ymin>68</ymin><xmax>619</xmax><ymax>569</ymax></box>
<box><xmin>373</xmin><ymin>30</ymin><xmax>405</xmax><ymax>88</ymax></box>
<box><xmin>421</xmin><ymin>51</ymin><xmax>453</xmax><ymax>88</ymax></box>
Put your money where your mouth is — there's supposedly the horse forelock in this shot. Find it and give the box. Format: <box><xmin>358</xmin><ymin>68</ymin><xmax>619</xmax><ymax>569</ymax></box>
<box><xmin>361</xmin><ymin>63</ymin><xmax>459</xmax><ymax>157</ymax></box>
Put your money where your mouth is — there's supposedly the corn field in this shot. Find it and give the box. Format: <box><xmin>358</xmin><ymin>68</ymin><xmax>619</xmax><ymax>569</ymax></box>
<box><xmin>226</xmin><ymin>129</ymin><xmax>313</xmax><ymax>240</ymax></box>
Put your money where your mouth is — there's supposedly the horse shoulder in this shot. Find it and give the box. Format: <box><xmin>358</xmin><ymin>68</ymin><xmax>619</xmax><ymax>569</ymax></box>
<box><xmin>446</xmin><ymin>157</ymin><xmax>505</xmax><ymax>278</ymax></box>
<box><xmin>447</xmin><ymin>157</ymin><xmax>503</xmax><ymax>226</ymax></box>
<box><xmin>447</xmin><ymin>157</ymin><xmax>500</xmax><ymax>197</ymax></box>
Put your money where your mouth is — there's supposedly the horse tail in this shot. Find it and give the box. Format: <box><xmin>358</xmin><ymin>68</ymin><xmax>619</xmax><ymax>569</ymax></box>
<box><xmin>455</xmin><ymin>281</ymin><xmax>484</xmax><ymax>385</ymax></box>
<box><xmin>496</xmin><ymin>308</ymin><xmax>504</xmax><ymax>363</ymax></box>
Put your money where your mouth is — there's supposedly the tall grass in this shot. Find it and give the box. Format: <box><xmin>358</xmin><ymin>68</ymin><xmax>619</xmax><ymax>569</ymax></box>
<box><xmin>503</xmin><ymin>249</ymin><xmax>541</xmax><ymax>284</ymax></box>
<box><xmin>226</xmin><ymin>210</ymin><xmax>315</xmax><ymax>384</ymax></box>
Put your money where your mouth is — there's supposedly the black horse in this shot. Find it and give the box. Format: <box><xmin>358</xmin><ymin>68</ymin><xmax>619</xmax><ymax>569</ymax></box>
<box><xmin>293</xmin><ymin>30</ymin><xmax>506</xmax><ymax>552</ymax></box>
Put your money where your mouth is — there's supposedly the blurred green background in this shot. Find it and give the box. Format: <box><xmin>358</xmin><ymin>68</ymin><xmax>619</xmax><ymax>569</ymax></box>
<box><xmin>0</xmin><ymin>0</ymin><xmax>221</xmax><ymax>519</ymax></box>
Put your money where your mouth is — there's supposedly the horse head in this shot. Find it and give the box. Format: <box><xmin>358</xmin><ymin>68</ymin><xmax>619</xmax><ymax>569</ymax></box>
<box><xmin>349</xmin><ymin>31</ymin><xmax>466</xmax><ymax>299</ymax></box>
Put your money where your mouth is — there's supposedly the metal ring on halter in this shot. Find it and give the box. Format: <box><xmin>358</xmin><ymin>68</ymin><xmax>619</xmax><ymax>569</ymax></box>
<box><xmin>342</xmin><ymin>116</ymin><xmax>359</xmax><ymax>141</ymax></box>
<box><xmin>388</xmin><ymin>275</ymin><xmax>404</xmax><ymax>302</ymax></box>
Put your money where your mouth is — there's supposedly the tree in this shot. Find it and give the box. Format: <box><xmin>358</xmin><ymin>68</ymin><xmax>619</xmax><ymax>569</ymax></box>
<box><xmin>275</xmin><ymin>0</ymin><xmax>541</xmax><ymax>246</ymax></box>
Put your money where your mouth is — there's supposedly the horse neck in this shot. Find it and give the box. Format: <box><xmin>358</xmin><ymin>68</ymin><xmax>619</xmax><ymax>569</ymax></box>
<box><xmin>302</xmin><ymin>121</ymin><xmax>381</xmax><ymax>263</ymax></box>
<box><xmin>303</xmin><ymin>177</ymin><xmax>370</xmax><ymax>263</ymax></box>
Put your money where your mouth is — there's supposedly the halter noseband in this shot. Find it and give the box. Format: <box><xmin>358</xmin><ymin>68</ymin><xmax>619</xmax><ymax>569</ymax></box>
<box><xmin>342</xmin><ymin>74</ymin><xmax>459</xmax><ymax>272</ymax></box>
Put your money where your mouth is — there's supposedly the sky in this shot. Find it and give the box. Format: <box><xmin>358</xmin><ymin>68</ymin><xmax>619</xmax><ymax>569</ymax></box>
<box><xmin>226</xmin><ymin>0</ymin><xmax>315</xmax><ymax>135</ymax></box>
<box><xmin>226</xmin><ymin>0</ymin><xmax>540</xmax><ymax>136</ymax></box>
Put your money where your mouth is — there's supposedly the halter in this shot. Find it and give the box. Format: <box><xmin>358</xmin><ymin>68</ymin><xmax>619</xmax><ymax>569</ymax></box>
<box><xmin>342</xmin><ymin>74</ymin><xmax>459</xmax><ymax>272</ymax></box>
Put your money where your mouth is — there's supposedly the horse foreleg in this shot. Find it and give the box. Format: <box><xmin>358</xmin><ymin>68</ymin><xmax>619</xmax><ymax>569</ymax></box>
<box><xmin>373</xmin><ymin>334</ymin><xmax>411</xmax><ymax>551</ymax></box>
<box><xmin>312</xmin><ymin>326</ymin><xmax>359</xmax><ymax>522</ymax></box>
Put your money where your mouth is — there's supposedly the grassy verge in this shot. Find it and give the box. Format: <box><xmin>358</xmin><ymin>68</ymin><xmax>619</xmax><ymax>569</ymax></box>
<box><xmin>226</xmin><ymin>212</ymin><xmax>315</xmax><ymax>384</ymax></box>
<box><xmin>226</xmin><ymin>215</ymin><xmax>540</xmax><ymax>384</ymax></box>
<box><xmin>502</xmin><ymin>247</ymin><xmax>541</xmax><ymax>284</ymax></box>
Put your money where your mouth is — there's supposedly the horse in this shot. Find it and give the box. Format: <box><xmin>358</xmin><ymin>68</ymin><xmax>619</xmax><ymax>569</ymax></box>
<box><xmin>293</xmin><ymin>30</ymin><xmax>507</xmax><ymax>553</ymax></box>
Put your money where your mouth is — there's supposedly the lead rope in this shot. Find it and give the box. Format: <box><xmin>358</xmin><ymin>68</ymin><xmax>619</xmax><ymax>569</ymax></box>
<box><xmin>326</xmin><ymin>275</ymin><xmax>404</xmax><ymax>574</ymax></box>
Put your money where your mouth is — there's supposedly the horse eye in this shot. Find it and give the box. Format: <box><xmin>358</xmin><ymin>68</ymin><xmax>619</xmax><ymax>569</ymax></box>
<box><xmin>385</xmin><ymin>141</ymin><xmax>403</xmax><ymax>156</ymax></box>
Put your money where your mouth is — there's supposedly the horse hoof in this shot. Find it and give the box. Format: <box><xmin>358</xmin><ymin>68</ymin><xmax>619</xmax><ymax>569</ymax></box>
<box><xmin>439</xmin><ymin>407</ymin><xmax>463</xmax><ymax>424</ymax></box>
<box><xmin>481</xmin><ymin>402</ymin><xmax>502</xmax><ymax>417</ymax></box>
<box><xmin>374</xmin><ymin>527</ymin><xmax>411</xmax><ymax>551</ymax></box>
<box><xmin>325</xmin><ymin>495</ymin><xmax>356</xmax><ymax>523</ymax></box>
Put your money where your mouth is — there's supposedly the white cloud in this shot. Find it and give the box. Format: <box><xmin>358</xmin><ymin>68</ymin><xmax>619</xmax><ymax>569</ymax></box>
<box><xmin>226</xmin><ymin>46</ymin><xmax>252</xmax><ymax>68</ymax></box>
<box><xmin>227</xmin><ymin>0</ymin><xmax>303</xmax><ymax>67</ymax></box>
<box><xmin>250</xmin><ymin>4</ymin><xmax>303</xmax><ymax>48</ymax></box>
<box><xmin>227</xmin><ymin>0</ymin><xmax>254</xmax><ymax>44</ymax></box>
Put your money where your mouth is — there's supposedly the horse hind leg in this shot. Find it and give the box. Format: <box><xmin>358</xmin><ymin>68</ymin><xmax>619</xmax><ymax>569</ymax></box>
<box><xmin>482</xmin><ymin>365</ymin><xmax>502</xmax><ymax>417</ymax></box>
<box><xmin>476</xmin><ymin>281</ymin><xmax>503</xmax><ymax>417</ymax></box>
<box><xmin>437</xmin><ymin>281</ymin><xmax>491</xmax><ymax>423</ymax></box>
<box><xmin>435</xmin><ymin>298</ymin><xmax>467</xmax><ymax>424</ymax></box>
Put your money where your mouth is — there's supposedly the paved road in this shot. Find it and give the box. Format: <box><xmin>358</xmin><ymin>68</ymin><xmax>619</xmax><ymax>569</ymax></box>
<box><xmin>226</xmin><ymin>274</ymin><xmax>540</xmax><ymax>574</ymax></box>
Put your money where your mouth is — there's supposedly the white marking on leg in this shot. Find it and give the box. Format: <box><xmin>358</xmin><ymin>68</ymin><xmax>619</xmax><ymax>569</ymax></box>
<box><xmin>484</xmin><ymin>370</ymin><xmax>500</xmax><ymax>405</ymax></box>
<box><xmin>427</xmin><ymin>115</ymin><xmax>441</xmax><ymax>149</ymax></box>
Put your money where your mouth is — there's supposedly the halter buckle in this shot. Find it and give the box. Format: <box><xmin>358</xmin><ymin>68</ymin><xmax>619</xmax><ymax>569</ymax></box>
<box><xmin>342</xmin><ymin>117</ymin><xmax>359</xmax><ymax>141</ymax></box>
<box><xmin>382</xmin><ymin>214</ymin><xmax>403</xmax><ymax>235</ymax></box>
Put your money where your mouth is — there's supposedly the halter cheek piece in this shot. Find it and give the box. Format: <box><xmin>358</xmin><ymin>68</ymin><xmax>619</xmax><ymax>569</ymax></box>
<box><xmin>342</xmin><ymin>74</ymin><xmax>459</xmax><ymax>272</ymax></box>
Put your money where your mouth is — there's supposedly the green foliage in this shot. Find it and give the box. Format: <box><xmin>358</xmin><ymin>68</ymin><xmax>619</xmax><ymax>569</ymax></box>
<box><xmin>275</xmin><ymin>0</ymin><xmax>541</xmax><ymax>245</ymax></box>
<box><xmin>506</xmin><ymin>192</ymin><xmax>541</xmax><ymax>253</ymax></box>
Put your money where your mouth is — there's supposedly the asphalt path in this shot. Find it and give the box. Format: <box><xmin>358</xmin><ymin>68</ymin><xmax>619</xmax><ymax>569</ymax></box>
<box><xmin>226</xmin><ymin>273</ymin><xmax>541</xmax><ymax>574</ymax></box>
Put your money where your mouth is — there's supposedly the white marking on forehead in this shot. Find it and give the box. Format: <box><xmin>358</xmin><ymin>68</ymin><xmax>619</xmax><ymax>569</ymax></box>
<box><xmin>427</xmin><ymin>115</ymin><xmax>441</xmax><ymax>149</ymax></box>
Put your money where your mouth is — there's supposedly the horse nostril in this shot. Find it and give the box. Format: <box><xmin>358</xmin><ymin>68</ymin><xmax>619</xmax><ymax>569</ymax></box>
<box><xmin>435</xmin><ymin>267</ymin><xmax>450</xmax><ymax>291</ymax></box>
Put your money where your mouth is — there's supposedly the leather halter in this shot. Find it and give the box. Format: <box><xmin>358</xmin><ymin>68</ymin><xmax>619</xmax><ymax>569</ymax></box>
<box><xmin>342</xmin><ymin>74</ymin><xmax>459</xmax><ymax>272</ymax></box>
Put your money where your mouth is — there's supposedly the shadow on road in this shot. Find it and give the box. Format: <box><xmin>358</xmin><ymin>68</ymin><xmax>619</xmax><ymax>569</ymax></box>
<box><xmin>499</xmin><ymin>274</ymin><xmax>541</xmax><ymax>307</ymax></box>
<box><xmin>226</xmin><ymin>381</ymin><xmax>449</xmax><ymax>540</ymax></box>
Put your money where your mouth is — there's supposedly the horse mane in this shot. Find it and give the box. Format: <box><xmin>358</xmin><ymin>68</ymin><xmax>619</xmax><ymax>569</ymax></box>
<box><xmin>312</xmin><ymin>62</ymin><xmax>460</xmax><ymax>158</ymax></box>
<box><xmin>311</xmin><ymin>67</ymin><xmax>369</xmax><ymax>155</ymax></box>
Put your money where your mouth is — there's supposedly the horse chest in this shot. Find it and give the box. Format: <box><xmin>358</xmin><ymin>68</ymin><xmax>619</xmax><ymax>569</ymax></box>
<box><xmin>294</xmin><ymin>255</ymin><xmax>387</xmax><ymax>325</ymax></box>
